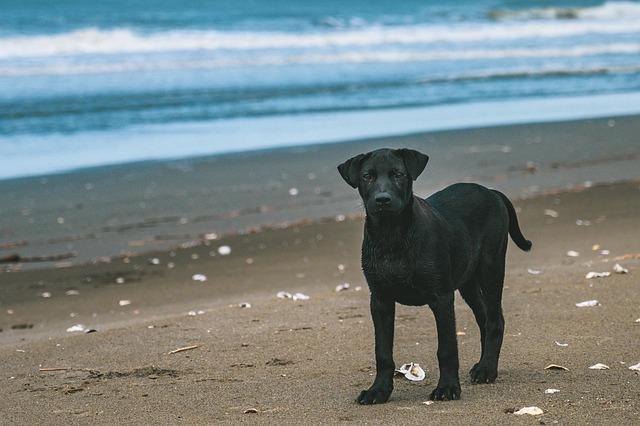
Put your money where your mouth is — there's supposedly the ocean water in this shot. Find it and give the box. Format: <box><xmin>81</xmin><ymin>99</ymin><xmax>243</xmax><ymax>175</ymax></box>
<box><xmin>1</xmin><ymin>0</ymin><xmax>640</xmax><ymax>179</ymax></box>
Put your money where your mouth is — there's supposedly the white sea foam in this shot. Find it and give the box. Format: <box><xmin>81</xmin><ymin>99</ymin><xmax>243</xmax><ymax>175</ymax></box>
<box><xmin>491</xmin><ymin>1</ymin><xmax>640</xmax><ymax>21</ymax></box>
<box><xmin>1</xmin><ymin>43</ymin><xmax>638</xmax><ymax>77</ymax></box>
<box><xmin>0</xmin><ymin>17</ymin><xmax>639</xmax><ymax>60</ymax></box>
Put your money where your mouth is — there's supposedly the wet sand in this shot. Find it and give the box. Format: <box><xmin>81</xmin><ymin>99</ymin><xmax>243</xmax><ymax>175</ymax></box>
<box><xmin>0</xmin><ymin>118</ymin><xmax>640</xmax><ymax>424</ymax></box>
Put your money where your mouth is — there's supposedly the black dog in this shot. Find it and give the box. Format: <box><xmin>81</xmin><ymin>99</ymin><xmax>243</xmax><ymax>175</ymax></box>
<box><xmin>337</xmin><ymin>148</ymin><xmax>531</xmax><ymax>404</ymax></box>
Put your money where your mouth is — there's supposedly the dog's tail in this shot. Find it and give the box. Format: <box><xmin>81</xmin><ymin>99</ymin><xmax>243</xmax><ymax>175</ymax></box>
<box><xmin>492</xmin><ymin>190</ymin><xmax>532</xmax><ymax>252</ymax></box>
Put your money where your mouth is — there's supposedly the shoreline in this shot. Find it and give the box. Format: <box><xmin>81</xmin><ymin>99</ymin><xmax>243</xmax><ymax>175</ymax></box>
<box><xmin>1</xmin><ymin>114</ymin><xmax>639</xmax><ymax>269</ymax></box>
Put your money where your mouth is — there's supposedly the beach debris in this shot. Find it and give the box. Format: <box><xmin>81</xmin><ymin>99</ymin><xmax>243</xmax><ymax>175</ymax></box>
<box><xmin>628</xmin><ymin>362</ymin><xmax>640</xmax><ymax>372</ymax></box>
<box><xmin>276</xmin><ymin>291</ymin><xmax>292</xmax><ymax>299</ymax></box>
<box><xmin>544</xmin><ymin>388</ymin><xmax>560</xmax><ymax>395</ymax></box>
<box><xmin>527</xmin><ymin>268</ymin><xmax>543</xmax><ymax>275</ymax></box>
<box><xmin>85</xmin><ymin>329</ymin><xmax>98</xmax><ymax>334</ymax></box>
<box><xmin>288</xmin><ymin>187</ymin><xmax>299</xmax><ymax>196</ymax></box>
<box><xmin>115</xmin><ymin>277</ymin><xmax>125</xmax><ymax>284</ymax></box>
<box><xmin>204</xmin><ymin>232</ymin><xmax>218</xmax><ymax>241</ymax></box>
<box><xmin>192</xmin><ymin>274</ymin><xmax>207</xmax><ymax>282</ymax></box>
<box><xmin>422</xmin><ymin>400</ymin><xmax>434</xmax><ymax>406</ymax></box>
<box><xmin>600</xmin><ymin>249</ymin><xmax>610</xmax><ymax>256</ymax></box>
<box><xmin>514</xmin><ymin>406</ymin><xmax>544</xmax><ymax>416</ymax></box>
<box><xmin>239</xmin><ymin>302</ymin><xmax>252</xmax><ymax>308</ymax></box>
<box><xmin>337</xmin><ymin>264</ymin><xmax>346</xmax><ymax>272</ymax></box>
<box><xmin>554</xmin><ymin>341</ymin><xmax>569</xmax><ymax>347</ymax></box>
<box><xmin>118</xmin><ymin>300</ymin><xmax>131</xmax><ymax>306</ymax></box>
<box><xmin>544</xmin><ymin>364</ymin><xmax>569</xmax><ymax>371</ymax></box>
<box><xmin>217</xmin><ymin>245</ymin><xmax>231</xmax><ymax>256</ymax></box>
<box><xmin>566</xmin><ymin>250</ymin><xmax>580</xmax><ymax>257</ymax></box>
<box><xmin>168</xmin><ymin>345</ymin><xmax>199</xmax><ymax>355</ymax></box>
<box><xmin>243</xmin><ymin>408</ymin><xmax>259</xmax><ymax>414</ymax></box>
<box><xmin>65</xmin><ymin>290</ymin><xmax>79</xmax><ymax>296</ymax></box>
<box><xmin>39</xmin><ymin>367</ymin><xmax>71</xmax><ymax>372</ymax></box>
<box><xmin>456</xmin><ymin>331</ymin><xmax>466</xmax><ymax>336</ymax></box>
<box><xmin>585</xmin><ymin>271</ymin><xmax>610</xmax><ymax>279</ymax></box>
<box><xmin>335</xmin><ymin>282</ymin><xmax>350</xmax><ymax>292</ymax></box>
<box><xmin>292</xmin><ymin>293</ymin><xmax>310</xmax><ymax>301</ymax></box>
<box><xmin>613</xmin><ymin>263</ymin><xmax>629</xmax><ymax>274</ymax></box>
<box><xmin>589</xmin><ymin>363</ymin><xmax>610</xmax><ymax>370</ymax></box>
<box><xmin>592</xmin><ymin>244</ymin><xmax>600</xmax><ymax>251</ymax></box>
<box><xmin>11</xmin><ymin>323</ymin><xmax>33</xmax><ymax>330</ymax></box>
<box><xmin>335</xmin><ymin>214</ymin><xmax>346</xmax><ymax>222</ymax></box>
<box><xmin>575</xmin><ymin>219</ymin><xmax>591</xmax><ymax>226</ymax></box>
<box><xmin>66</xmin><ymin>324</ymin><xmax>87</xmax><ymax>333</ymax></box>
<box><xmin>188</xmin><ymin>310</ymin><xmax>205</xmax><ymax>316</ymax></box>
<box><xmin>544</xmin><ymin>209</ymin><xmax>559</xmax><ymax>218</ymax></box>
<box><xmin>40</xmin><ymin>292</ymin><xmax>52</xmax><ymax>298</ymax></box>
<box><xmin>355</xmin><ymin>286</ymin><xmax>363</xmax><ymax>291</ymax></box>
<box><xmin>148</xmin><ymin>258</ymin><xmax>160</xmax><ymax>265</ymax></box>
<box><xmin>576</xmin><ymin>300</ymin><xmax>599</xmax><ymax>308</ymax></box>
<box><xmin>635</xmin><ymin>318</ymin><xmax>640</xmax><ymax>323</ymax></box>
<box><xmin>395</xmin><ymin>363</ymin><xmax>426</xmax><ymax>381</ymax></box>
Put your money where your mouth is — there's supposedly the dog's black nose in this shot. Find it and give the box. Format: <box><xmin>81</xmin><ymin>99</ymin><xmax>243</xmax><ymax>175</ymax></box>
<box><xmin>375</xmin><ymin>193</ymin><xmax>391</xmax><ymax>205</ymax></box>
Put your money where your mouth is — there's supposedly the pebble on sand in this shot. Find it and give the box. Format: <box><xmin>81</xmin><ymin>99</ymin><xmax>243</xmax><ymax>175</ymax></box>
<box><xmin>514</xmin><ymin>406</ymin><xmax>544</xmax><ymax>416</ymax></box>
<box><xmin>218</xmin><ymin>245</ymin><xmax>231</xmax><ymax>256</ymax></box>
<box><xmin>192</xmin><ymin>274</ymin><xmax>207</xmax><ymax>282</ymax></box>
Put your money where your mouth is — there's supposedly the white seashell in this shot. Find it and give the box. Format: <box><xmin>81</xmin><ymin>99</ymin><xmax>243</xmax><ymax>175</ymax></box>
<box><xmin>335</xmin><ymin>214</ymin><xmax>346</xmax><ymax>222</ymax></box>
<box><xmin>148</xmin><ymin>258</ymin><xmax>160</xmax><ymax>265</ymax></box>
<box><xmin>527</xmin><ymin>268</ymin><xmax>543</xmax><ymax>275</ymax></box>
<box><xmin>566</xmin><ymin>250</ymin><xmax>580</xmax><ymax>257</ymax></box>
<box><xmin>422</xmin><ymin>400</ymin><xmax>434</xmax><ymax>405</ymax></box>
<box><xmin>187</xmin><ymin>310</ymin><xmax>205</xmax><ymax>316</ymax></box>
<box><xmin>554</xmin><ymin>341</ymin><xmax>569</xmax><ymax>347</ymax></box>
<box><xmin>115</xmin><ymin>277</ymin><xmax>125</xmax><ymax>284</ymax></box>
<box><xmin>66</xmin><ymin>324</ymin><xmax>86</xmax><ymax>333</ymax></box>
<box><xmin>514</xmin><ymin>406</ymin><xmax>544</xmax><ymax>416</ymax></box>
<box><xmin>276</xmin><ymin>291</ymin><xmax>292</xmax><ymax>299</ymax></box>
<box><xmin>192</xmin><ymin>274</ymin><xmax>207</xmax><ymax>282</ymax></box>
<box><xmin>65</xmin><ymin>290</ymin><xmax>79</xmax><ymax>296</ymax></box>
<box><xmin>40</xmin><ymin>292</ymin><xmax>51</xmax><ymax>298</ymax></box>
<box><xmin>585</xmin><ymin>271</ymin><xmax>610</xmax><ymax>279</ymax></box>
<box><xmin>575</xmin><ymin>300</ymin><xmax>599</xmax><ymax>308</ymax></box>
<box><xmin>292</xmin><ymin>293</ymin><xmax>310</xmax><ymax>301</ymax></box>
<box><xmin>396</xmin><ymin>362</ymin><xmax>426</xmax><ymax>381</ymax></box>
<box><xmin>544</xmin><ymin>209</ymin><xmax>559</xmax><ymax>218</ymax></box>
<box><xmin>628</xmin><ymin>362</ymin><xmax>640</xmax><ymax>372</ymax></box>
<box><xmin>354</xmin><ymin>286</ymin><xmax>362</xmax><ymax>291</ymax></box>
<box><xmin>217</xmin><ymin>245</ymin><xmax>231</xmax><ymax>256</ymax></box>
<box><xmin>288</xmin><ymin>187</ymin><xmax>299</xmax><ymax>196</ymax></box>
<box><xmin>335</xmin><ymin>283</ymin><xmax>350</xmax><ymax>292</ymax></box>
<box><xmin>544</xmin><ymin>364</ymin><xmax>569</xmax><ymax>371</ymax></box>
<box><xmin>613</xmin><ymin>263</ymin><xmax>629</xmax><ymax>274</ymax></box>
<box><xmin>118</xmin><ymin>300</ymin><xmax>131</xmax><ymax>306</ymax></box>
<box><xmin>600</xmin><ymin>249</ymin><xmax>610</xmax><ymax>256</ymax></box>
<box><xmin>589</xmin><ymin>363</ymin><xmax>610</xmax><ymax>370</ymax></box>
<box><xmin>544</xmin><ymin>388</ymin><xmax>560</xmax><ymax>394</ymax></box>
<box><xmin>204</xmin><ymin>233</ymin><xmax>218</xmax><ymax>241</ymax></box>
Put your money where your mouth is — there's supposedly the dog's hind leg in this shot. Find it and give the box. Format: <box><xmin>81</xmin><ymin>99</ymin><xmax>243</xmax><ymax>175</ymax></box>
<box><xmin>428</xmin><ymin>291</ymin><xmax>462</xmax><ymax>400</ymax></box>
<box><xmin>469</xmin><ymin>241</ymin><xmax>507</xmax><ymax>384</ymax></box>
<box><xmin>459</xmin><ymin>283</ymin><xmax>488</xmax><ymax>378</ymax></box>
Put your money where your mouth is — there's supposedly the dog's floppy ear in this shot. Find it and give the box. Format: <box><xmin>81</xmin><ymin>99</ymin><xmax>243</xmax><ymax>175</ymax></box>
<box><xmin>337</xmin><ymin>153</ymin><xmax>366</xmax><ymax>188</ymax></box>
<box><xmin>396</xmin><ymin>149</ymin><xmax>429</xmax><ymax>181</ymax></box>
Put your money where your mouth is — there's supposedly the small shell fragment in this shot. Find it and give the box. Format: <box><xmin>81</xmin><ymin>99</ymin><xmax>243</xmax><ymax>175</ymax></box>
<box><xmin>292</xmin><ymin>293</ymin><xmax>310</xmax><ymax>301</ymax></box>
<box><xmin>276</xmin><ymin>291</ymin><xmax>292</xmax><ymax>299</ymax></box>
<box><xmin>554</xmin><ymin>341</ymin><xmax>569</xmax><ymax>347</ymax></box>
<box><xmin>395</xmin><ymin>362</ymin><xmax>426</xmax><ymax>381</ymax></box>
<box><xmin>544</xmin><ymin>209</ymin><xmax>559</xmax><ymax>218</ymax></box>
<box><xmin>187</xmin><ymin>310</ymin><xmax>205</xmax><ymax>316</ymax></box>
<box><xmin>65</xmin><ymin>290</ymin><xmax>79</xmax><ymax>296</ymax></box>
<box><xmin>422</xmin><ymin>400</ymin><xmax>434</xmax><ymax>406</ymax></box>
<box><xmin>576</xmin><ymin>300</ymin><xmax>599</xmax><ymax>308</ymax></box>
<box><xmin>40</xmin><ymin>292</ymin><xmax>52</xmax><ymax>298</ymax></box>
<box><xmin>588</xmin><ymin>363</ymin><xmax>610</xmax><ymax>370</ymax></box>
<box><xmin>288</xmin><ymin>187</ymin><xmax>299</xmax><ymax>196</ymax></box>
<box><xmin>66</xmin><ymin>324</ymin><xmax>86</xmax><ymax>333</ymax></box>
<box><xmin>192</xmin><ymin>274</ymin><xmax>207</xmax><ymax>282</ymax></box>
<box><xmin>217</xmin><ymin>245</ymin><xmax>231</xmax><ymax>256</ymax></box>
<box><xmin>628</xmin><ymin>362</ymin><xmax>640</xmax><ymax>372</ymax></box>
<box><xmin>118</xmin><ymin>300</ymin><xmax>131</xmax><ymax>306</ymax></box>
<box><xmin>566</xmin><ymin>250</ymin><xmax>580</xmax><ymax>257</ymax></box>
<box><xmin>585</xmin><ymin>271</ymin><xmax>610</xmax><ymax>279</ymax></box>
<box><xmin>514</xmin><ymin>406</ymin><xmax>544</xmax><ymax>416</ymax></box>
<box><xmin>544</xmin><ymin>364</ymin><xmax>569</xmax><ymax>371</ymax></box>
<box><xmin>544</xmin><ymin>388</ymin><xmax>560</xmax><ymax>394</ymax></box>
<box><xmin>527</xmin><ymin>268</ymin><xmax>543</xmax><ymax>275</ymax></box>
<box><xmin>148</xmin><ymin>258</ymin><xmax>160</xmax><ymax>265</ymax></box>
<box><xmin>613</xmin><ymin>263</ymin><xmax>629</xmax><ymax>274</ymax></box>
<box><xmin>335</xmin><ymin>282</ymin><xmax>350</xmax><ymax>292</ymax></box>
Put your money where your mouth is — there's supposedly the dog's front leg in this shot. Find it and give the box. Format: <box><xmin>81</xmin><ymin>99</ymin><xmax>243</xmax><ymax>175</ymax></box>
<box><xmin>357</xmin><ymin>294</ymin><xmax>395</xmax><ymax>405</ymax></box>
<box><xmin>429</xmin><ymin>292</ymin><xmax>462</xmax><ymax>401</ymax></box>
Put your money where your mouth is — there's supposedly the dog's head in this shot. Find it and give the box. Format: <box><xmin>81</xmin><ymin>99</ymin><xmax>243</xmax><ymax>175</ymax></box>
<box><xmin>338</xmin><ymin>148</ymin><xmax>429</xmax><ymax>217</ymax></box>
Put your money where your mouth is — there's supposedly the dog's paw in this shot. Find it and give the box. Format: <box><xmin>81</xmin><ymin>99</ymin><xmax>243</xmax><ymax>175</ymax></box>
<box><xmin>356</xmin><ymin>386</ymin><xmax>392</xmax><ymax>405</ymax></box>
<box><xmin>469</xmin><ymin>363</ymin><xmax>497</xmax><ymax>384</ymax></box>
<box><xmin>429</xmin><ymin>381</ymin><xmax>461</xmax><ymax>401</ymax></box>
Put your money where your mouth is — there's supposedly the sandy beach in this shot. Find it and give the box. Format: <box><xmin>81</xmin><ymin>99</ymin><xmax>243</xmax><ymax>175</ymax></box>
<box><xmin>1</xmin><ymin>117</ymin><xmax>639</xmax><ymax>424</ymax></box>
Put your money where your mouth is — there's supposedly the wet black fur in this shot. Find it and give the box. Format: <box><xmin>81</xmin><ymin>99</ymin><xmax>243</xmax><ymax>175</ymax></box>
<box><xmin>337</xmin><ymin>148</ymin><xmax>531</xmax><ymax>404</ymax></box>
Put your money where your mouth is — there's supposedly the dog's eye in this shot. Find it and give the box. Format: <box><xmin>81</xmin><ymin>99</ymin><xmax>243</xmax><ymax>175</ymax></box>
<box><xmin>362</xmin><ymin>173</ymin><xmax>373</xmax><ymax>181</ymax></box>
<box><xmin>393</xmin><ymin>171</ymin><xmax>405</xmax><ymax>178</ymax></box>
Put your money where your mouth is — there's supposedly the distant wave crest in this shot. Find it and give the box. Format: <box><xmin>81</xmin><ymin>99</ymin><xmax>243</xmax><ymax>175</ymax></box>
<box><xmin>489</xmin><ymin>1</ymin><xmax>640</xmax><ymax>21</ymax></box>
<box><xmin>1</xmin><ymin>17</ymin><xmax>640</xmax><ymax>60</ymax></box>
